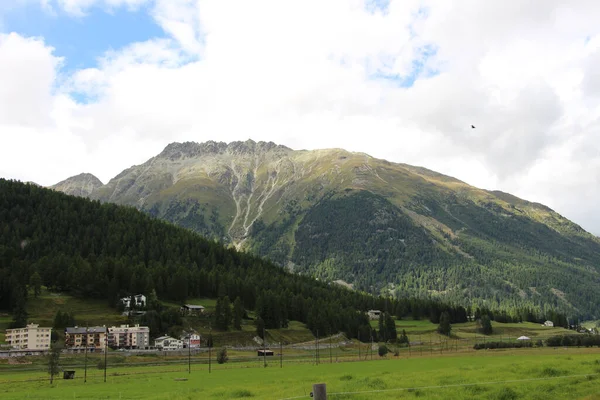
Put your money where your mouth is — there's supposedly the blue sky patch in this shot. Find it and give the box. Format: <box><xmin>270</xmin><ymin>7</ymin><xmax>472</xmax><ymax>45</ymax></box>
<box><xmin>364</xmin><ymin>0</ymin><xmax>390</xmax><ymax>15</ymax></box>
<box><xmin>2</xmin><ymin>3</ymin><xmax>164</xmax><ymax>73</ymax></box>
<box><xmin>369</xmin><ymin>44</ymin><xmax>439</xmax><ymax>88</ymax></box>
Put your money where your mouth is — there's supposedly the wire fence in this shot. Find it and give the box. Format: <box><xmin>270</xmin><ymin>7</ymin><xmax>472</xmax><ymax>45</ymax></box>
<box><xmin>0</xmin><ymin>333</ymin><xmax>583</xmax><ymax>384</ymax></box>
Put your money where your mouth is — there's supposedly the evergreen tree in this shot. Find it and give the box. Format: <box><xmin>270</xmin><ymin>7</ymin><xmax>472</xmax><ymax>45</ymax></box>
<box><xmin>47</xmin><ymin>342</ymin><xmax>62</xmax><ymax>384</ymax></box>
<box><xmin>385</xmin><ymin>312</ymin><xmax>397</xmax><ymax>342</ymax></box>
<box><xmin>233</xmin><ymin>296</ymin><xmax>244</xmax><ymax>330</ymax></box>
<box><xmin>378</xmin><ymin>312</ymin><xmax>385</xmax><ymax>341</ymax></box>
<box><xmin>479</xmin><ymin>315</ymin><xmax>493</xmax><ymax>335</ymax></box>
<box><xmin>438</xmin><ymin>311</ymin><xmax>451</xmax><ymax>336</ymax></box>
<box><xmin>256</xmin><ymin>317</ymin><xmax>265</xmax><ymax>339</ymax></box>
<box><xmin>215</xmin><ymin>296</ymin><xmax>232</xmax><ymax>330</ymax></box>
<box><xmin>29</xmin><ymin>271</ymin><xmax>42</xmax><ymax>297</ymax></box>
<box><xmin>10</xmin><ymin>290</ymin><xmax>28</xmax><ymax>328</ymax></box>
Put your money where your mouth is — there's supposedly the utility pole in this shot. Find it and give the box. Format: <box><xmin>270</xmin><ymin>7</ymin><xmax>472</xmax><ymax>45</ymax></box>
<box><xmin>280</xmin><ymin>341</ymin><xmax>282</xmax><ymax>368</ymax></box>
<box><xmin>84</xmin><ymin>325</ymin><xmax>88</xmax><ymax>383</ymax></box>
<box><xmin>263</xmin><ymin>327</ymin><xmax>267</xmax><ymax>368</ymax></box>
<box><xmin>329</xmin><ymin>335</ymin><xmax>332</xmax><ymax>364</ymax></box>
<box><xmin>316</xmin><ymin>330</ymin><xmax>319</xmax><ymax>365</ymax></box>
<box><xmin>358</xmin><ymin>330</ymin><xmax>361</xmax><ymax>361</ymax></box>
<box><xmin>104</xmin><ymin>335</ymin><xmax>108</xmax><ymax>383</ymax></box>
<box><xmin>208</xmin><ymin>325</ymin><xmax>212</xmax><ymax>373</ymax></box>
<box><xmin>188</xmin><ymin>334</ymin><xmax>191</xmax><ymax>374</ymax></box>
<box><xmin>370</xmin><ymin>334</ymin><xmax>373</xmax><ymax>361</ymax></box>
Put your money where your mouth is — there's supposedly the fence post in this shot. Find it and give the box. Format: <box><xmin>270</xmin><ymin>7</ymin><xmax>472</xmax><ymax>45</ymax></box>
<box><xmin>312</xmin><ymin>383</ymin><xmax>327</xmax><ymax>400</ymax></box>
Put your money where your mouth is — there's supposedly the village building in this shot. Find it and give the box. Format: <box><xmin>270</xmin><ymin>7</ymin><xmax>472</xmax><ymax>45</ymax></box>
<box><xmin>180</xmin><ymin>304</ymin><xmax>205</xmax><ymax>316</ymax></box>
<box><xmin>120</xmin><ymin>294</ymin><xmax>147</xmax><ymax>310</ymax></box>
<box><xmin>180</xmin><ymin>331</ymin><xmax>201</xmax><ymax>348</ymax></box>
<box><xmin>5</xmin><ymin>324</ymin><xmax>52</xmax><ymax>351</ymax></box>
<box><xmin>155</xmin><ymin>336</ymin><xmax>183</xmax><ymax>350</ymax></box>
<box><xmin>64</xmin><ymin>326</ymin><xmax>107</xmax><ymax>352</ymax></box>
<box><xmin>544</xmin><ymin>320</ymin><xmax>554</xmax><ymax>327</ymax></box>
<box><xmin>367</xmin><ymin>310</ymin><xmax>381</xmax><ymax>320</ymax></box>
<box><xmin>107</xmin><ymin>324</ymin><xmax>150</xmax><ymax>349</ymax></box>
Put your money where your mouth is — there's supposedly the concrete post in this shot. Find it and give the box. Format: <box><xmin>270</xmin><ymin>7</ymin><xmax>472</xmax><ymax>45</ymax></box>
<box><xmin>312</xmin><ymin>383</ymin><xmax>327</xmax><ymax>399</ymax></box>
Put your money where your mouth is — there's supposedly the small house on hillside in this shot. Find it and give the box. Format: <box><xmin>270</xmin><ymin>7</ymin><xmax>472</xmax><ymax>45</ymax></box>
<box><xmin>367</xmin><ymin>310</ymin><xmax>381</xmax><ymax>320</ymax></box>
<box><xmin>180</xmin><ymin>304</ymin><xmax>205</xmax><ymax>316</ymax></box>
<box><xmin>544</xmin><ymin>321</ymin><xmax>554</xmax><ymax>327</ymax></box>
<box><xmin>120</xmin><ymin>294</ymin><xmax>146</xmax><ymax>310</ymax></box>
<box><xmin>517</xmin><ymin>336</ymin><xmax>530</xmax><ymax>341</ymax></box>
<box><xmin>180</xmin><ymin>331</ymin><xmax>201</xmax><ymax>348</ymax></box>
<box><xmin>155</xmin><ymin>336</ymin><xmax>183</xmax><ymax>351</ymax></box>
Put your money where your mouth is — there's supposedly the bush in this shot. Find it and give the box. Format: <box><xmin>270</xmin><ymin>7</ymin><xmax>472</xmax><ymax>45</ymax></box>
<box><xmin>97</xmin><ymin>360</ymin><xmax>106</xmax><ymax>370</ymax></box>
<box><xmin>545</xmin><ymin>335</ymin><xmax>600</xmax><ymax>348</ymax></box>
<box><xmin>473</xmin><ymin>341</ymin><xmax>533</xmax><ymax>350</ymax></box>
<box><xmin>217</xmin><ymin>347</ymin><xmax>229</xmax><ymax>364</ymax></box>
<box><xmin>378</xmin><ymin>345</ymin><xmax>389</xmax><ymax>357</ymax></box>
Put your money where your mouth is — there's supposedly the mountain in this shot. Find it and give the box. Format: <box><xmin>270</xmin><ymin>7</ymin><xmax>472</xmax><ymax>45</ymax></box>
<box><xmin>51</xmin><ymin>140</ymin><xmax>600</xmax><ymax>318</ymax></box>
<box><xmin>50</xmin><ymin>173</ymin><xmax>103</xmax><ymax>197</ymax></box>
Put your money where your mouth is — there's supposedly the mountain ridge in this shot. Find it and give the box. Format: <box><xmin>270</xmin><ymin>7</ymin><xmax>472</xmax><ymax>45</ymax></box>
<box><xmin>49</xmin><ymin>139</ymin><xmax>600</xmax><ymax>318</ymax></box>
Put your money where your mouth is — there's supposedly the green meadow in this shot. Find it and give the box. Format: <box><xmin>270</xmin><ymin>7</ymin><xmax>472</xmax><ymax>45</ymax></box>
<box><xmin>2</xmin><ymin>348</ymin><xmax>600</xmax><ymax>399</ymax></box>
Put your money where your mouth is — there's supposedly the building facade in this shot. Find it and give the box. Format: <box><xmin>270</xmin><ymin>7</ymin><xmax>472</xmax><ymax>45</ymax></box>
<box><xmin>65</xmin><ymin>326</ymin><xmax>107</xmax><ymax>352</ymax></box>
<box><xmin>180</xmin><ymin>332</ymin><xmax>201</xmax><ymax>348</ymax></box>
<box><xmin>180</xmin><ymin>304</ymin><xmax>205</xmax><ymax>315</ymax></box>
<box><xmin>120</xmin><ymin>294</ymin><xmax>147</xmax><ymax>310</ymax></box>
<box><xmin>107</xmin><ymin>324</ymin><xmax>150</xmax><ymax>349</ymax></box>
<box><xmin>5</xmin><ymin>324</ymin><xmax>52</xmax><ymax>350</ymax></box>
<box><xmin>155</xmin><ymin>336</ymin><xmax>183</xmax><ymax>350</ymax></box>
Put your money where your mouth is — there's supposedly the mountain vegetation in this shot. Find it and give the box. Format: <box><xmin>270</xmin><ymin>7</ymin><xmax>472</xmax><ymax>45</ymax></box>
<box><xmin>48</xmin><ymin>140</ymin><xmax>600</xmax><ymax>319</ymax></box>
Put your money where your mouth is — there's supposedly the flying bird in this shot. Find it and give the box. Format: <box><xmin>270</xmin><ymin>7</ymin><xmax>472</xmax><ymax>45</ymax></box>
<box><xmin>471</xmin><ymin>125</ymin><xmax>476</xmax><ymax>129</ymax></box>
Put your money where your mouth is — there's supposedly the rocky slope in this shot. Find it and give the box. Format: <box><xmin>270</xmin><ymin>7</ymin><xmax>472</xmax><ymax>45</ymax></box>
<box><xmin>50</xmin><ymin>173</ymin><xmax>103</xmax><ymax>197</ymax></box>
<box><xmin>51</xmin><ymin>140</ymin><xmax>600</xmax><ymax>318</ymax></box>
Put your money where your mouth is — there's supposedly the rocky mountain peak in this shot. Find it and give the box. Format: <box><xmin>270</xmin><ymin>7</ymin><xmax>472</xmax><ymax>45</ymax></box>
<box><xmin>50</xmin><ymin>173</ymin><xmax>103</xmax><ymax>197</ymax></box>
<box><xmin>158</xmin><ymin>139</ymin><xmax>292</xmax><ymax>161</ymax></box>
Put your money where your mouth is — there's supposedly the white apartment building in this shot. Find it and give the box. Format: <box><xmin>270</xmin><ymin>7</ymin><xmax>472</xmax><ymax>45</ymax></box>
<box><xmin>5</xmin><ymin>323</ymin><xmax>52</xmax><ymax>350</ymax></box>
<box><xmin>107</xmin><ymin>324</ymin><xmax>150</xmax><ymax>349</ymax></box>
<box><xmin>155</xmin><ymin>336</ymin><xmax>183</xmax><ymax>350</ymax></box>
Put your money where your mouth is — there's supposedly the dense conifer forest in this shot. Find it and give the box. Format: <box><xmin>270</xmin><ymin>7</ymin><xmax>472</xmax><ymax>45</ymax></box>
<box><xmin>0</xmin><ymin>179</ymin><xmax>568</xmax><ymax>339</ymax></box>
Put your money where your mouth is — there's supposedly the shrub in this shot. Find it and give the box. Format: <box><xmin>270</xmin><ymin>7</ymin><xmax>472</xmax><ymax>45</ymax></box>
<box><xmin>217</xmin><ymin>347</ymin><xmax>229</xmax><ymax>364</ymax></box>
<box><xmin>378</xmin><ymin>345</ymin><xmax>389</xmax><ymax>357</ymax></box>
<box><xmin>473</xmin><ymin>341</ymin><xmax>533</xmax><ymax>350</ymax></box>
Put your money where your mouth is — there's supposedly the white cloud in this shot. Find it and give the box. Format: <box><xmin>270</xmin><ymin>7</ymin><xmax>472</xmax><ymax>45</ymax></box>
<box><xmin>2</xmin><ymin>1</ymin><xmax>600</xmax><ymax>234</ymax></box>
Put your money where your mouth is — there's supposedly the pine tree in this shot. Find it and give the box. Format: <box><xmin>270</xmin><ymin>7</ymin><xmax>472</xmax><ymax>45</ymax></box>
<box><xmin>233</xmin><ymin>296</ymin><xmax>244</xmax><ymax>330</ymax></box>
<box><xmin>29</xmin><ymin>271</ymin><xmax>42</xmax><ymax>297</ymax></box>
<box><xmin>438</xmin><ymin>311</ymin><xmax>452</xmax><ymax>336</ymax></box>
<box><xmin>256</xmin><ymin>317</ymin><xmax>265</xmax><ymax>339</ymax></box>
<box><xmin>385</xmin><ymin>312</ymin><xmax>397</xmax><ymax>342</ymax></box>
<box><xmin>479</xmin><ymin>315</ymin><xmax>493</xmax><ymax>335</ymax></box>
<box><xmin>378</xmin><ymin>312</ymin><xmax>385</xmax><ymax>341</ymax></box>
<box><xmin>47</xmin><ymin>342</ymin><xmax>62</xmax><ymax>384</ymax></box>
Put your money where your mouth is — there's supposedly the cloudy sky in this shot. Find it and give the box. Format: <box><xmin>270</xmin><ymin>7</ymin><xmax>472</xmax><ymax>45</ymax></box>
<box><xmin>1</xmin><ymin>0</ymin><xmax>599</xmax><ymax>234</ymax></box>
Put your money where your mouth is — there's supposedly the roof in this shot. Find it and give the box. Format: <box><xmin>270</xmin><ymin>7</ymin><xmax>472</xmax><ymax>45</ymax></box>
<box><xmin>182</xmin><ymin>304</ymin><xmax>205</xmax><ymax>309</ymax></box>
<box><xmin>66</xmin><ymin>326</ymin><xmax>107</xmax><ymax>334</ymax></box>
<box><xmin>517</xmin><ymin>336</ymin><xmax>531</xmax><ymax>340</ymax></box>
<box><xmin>155</xmin><ymin>336</ymin><xmax>174</xmax><ymax>341</ymax></box>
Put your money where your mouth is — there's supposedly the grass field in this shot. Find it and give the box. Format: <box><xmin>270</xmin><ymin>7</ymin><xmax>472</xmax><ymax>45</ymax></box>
<box><xmin>1</xmin><ymin>348</ymin><xmax>600</xmax><ymax>399</ymax></box>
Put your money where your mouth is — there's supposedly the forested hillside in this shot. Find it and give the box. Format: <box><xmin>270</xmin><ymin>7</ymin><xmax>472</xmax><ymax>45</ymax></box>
<box><xmin>2</xmin><ymin>178</ymin><xmax>536</xmax><ymax>339</ymax></box>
